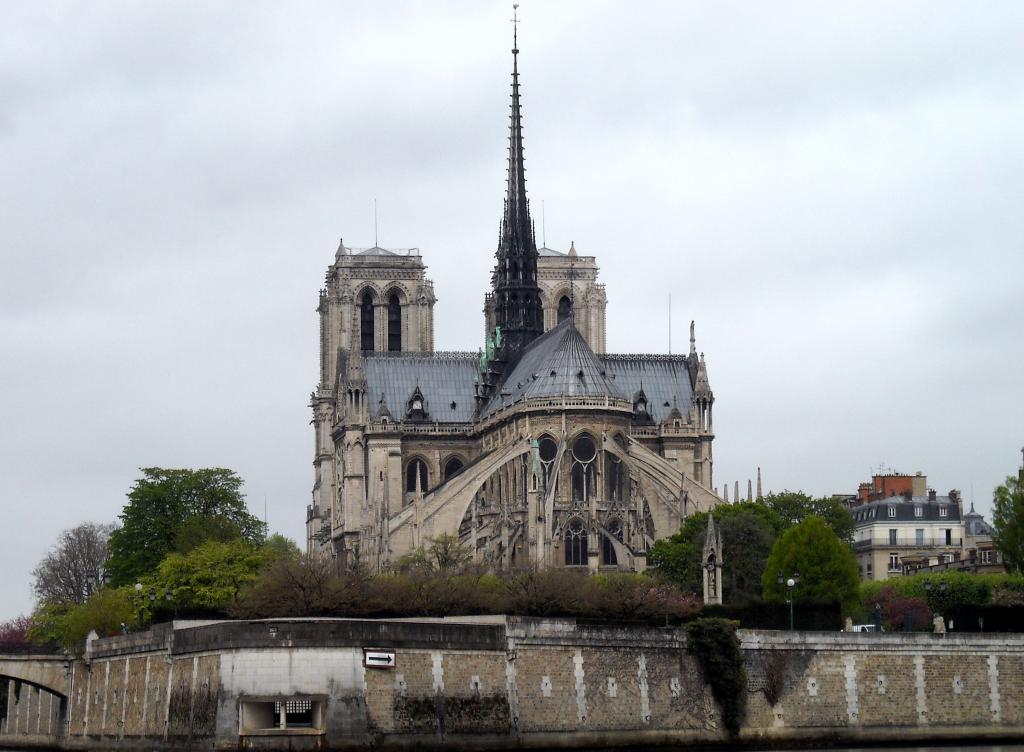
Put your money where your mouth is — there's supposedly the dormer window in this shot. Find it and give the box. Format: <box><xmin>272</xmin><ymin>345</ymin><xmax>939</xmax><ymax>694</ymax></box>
<box><xmin>914</xmin><ymin>505</ymin><xmax>923</xmax><ymax>518</ymax></box>
<box><xmin>888</xmin><ymin>506</ymin><xmax>896</xmax><ymax>518</ymax></box>
<box><xmin>405</xmin><ymin>386</ymin><xmax>428</xmax><ymax>422</ymax></box>
<box><xmin>632</xmin><ymin>388</ymin><xmax>654</xmax><ymax>426</ymax></box>
<box><xmin>939</xmin><ymin>506</ymin><xmax>948</xmax><ymax>518</ymax></box>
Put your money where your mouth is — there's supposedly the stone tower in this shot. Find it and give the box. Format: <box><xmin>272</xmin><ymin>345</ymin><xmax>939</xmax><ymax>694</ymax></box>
<box><xmin>307</xmin><ymin>240</ymin><xmax>436</xmax><ymax>552</ymax></box>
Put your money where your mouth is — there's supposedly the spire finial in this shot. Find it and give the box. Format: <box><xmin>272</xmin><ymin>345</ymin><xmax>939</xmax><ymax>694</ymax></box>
<box><xmin>569</xmin><ymin>251</ymin><xmax>577</xmax><ymax>316</ymax></box>
<box><xmin>689</xmin><ymin>320</ymin><xmax>696</xmax><ymax>356</ymax></box>
<box><xmin>511</xmin><ymin>4</ymin><xmax>520</xmax><ymax>52</ymax></box>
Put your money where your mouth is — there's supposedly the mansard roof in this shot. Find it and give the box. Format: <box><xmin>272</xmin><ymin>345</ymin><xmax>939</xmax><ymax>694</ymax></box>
<box><xmin>600</xmin><ymin>354</ymin><xmax>695</xmax><ymax>424</ymax></box>
<box><xmin>363</xmin><ymin>352</ymin><xmax>478</xmax><ymax>423</ymax></box>
<box><xmin>853</xmin><ymin>495</ymin><xmax>963</xmax><ymax>526</ymax></box>
<box><xmin>482</xmin><ymin>318</ymin><xmax>625</xmax><ymax>416</ymax></box>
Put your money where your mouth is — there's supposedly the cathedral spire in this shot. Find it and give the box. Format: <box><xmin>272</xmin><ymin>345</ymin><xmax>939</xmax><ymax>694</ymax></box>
<box><xmin>491</xmin><ymin>5</ymin><xmax>543</xmax><ymax>359</ymax></box>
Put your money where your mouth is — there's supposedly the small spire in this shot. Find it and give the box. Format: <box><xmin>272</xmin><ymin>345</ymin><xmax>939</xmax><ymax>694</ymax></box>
<box><xmin>689</xmin><ymin>320</ymin><xmax>696</xmax><ymax>356</ymax></box>
<box><xmin>756</xmin><ymin>467</ymin><xmax>763</xmax><ymax>500</ymax></box>
<box><xmin>747</xmin><ymin>479</ymin><xmax>753</xmax><ymax>503</ymax></box>
<box><xmin>568</xmin><ymin>240</ymin><xmax>577</xmax><ymax>257</ymax></box>
<box><xmin>723</xmin><ymin>483</ymin><xmax>729</xmax><ymax>502</ymax></box>
<box><xmin>734</xmin><ymin>480</ymin><xmax>739</xmax><ymax>503</ymax></box>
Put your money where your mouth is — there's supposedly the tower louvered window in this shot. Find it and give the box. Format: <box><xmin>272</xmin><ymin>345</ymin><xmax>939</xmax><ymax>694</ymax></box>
<box><xmin>360</xmin><ymin>292</ymin><xmax>375</xmax><ymax>351</ymax></box>
<box><xmin>557</xmin><ymin>295</ymin><xmax>572</xmax><ymax>323</ymax></box>
<box><xmin>387</xmin><ymin>293</ymin><xmax>401</xmax><ymax>351</ymax></box>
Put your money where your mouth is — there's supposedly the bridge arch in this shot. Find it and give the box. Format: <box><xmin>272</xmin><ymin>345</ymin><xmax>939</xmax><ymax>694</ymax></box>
<box><xmin>0</xmin><ymin>653</ymin><xmax>69</xmax><ymax>740</ymax></box>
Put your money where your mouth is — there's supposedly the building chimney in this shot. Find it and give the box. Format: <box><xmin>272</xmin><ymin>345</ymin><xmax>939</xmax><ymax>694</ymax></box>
<box><xmin>928</xmin><ymin>489</ymin><xmax>936</xmax><ymax>501</ymax></box>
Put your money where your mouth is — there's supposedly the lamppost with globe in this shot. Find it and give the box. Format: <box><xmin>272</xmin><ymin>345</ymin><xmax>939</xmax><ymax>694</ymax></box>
<box><xmin>776</xmin><ymin>571</ymin><xmax>800</xmax><ymax>630</ymax></box>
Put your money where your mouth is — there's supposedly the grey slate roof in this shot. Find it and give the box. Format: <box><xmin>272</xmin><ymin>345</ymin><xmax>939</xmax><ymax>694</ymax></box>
<box><xmin>853</xmin><ymin>496</ymin><xmax>962</xmax><ymax>526</ymax></box>
<box><xmin>599</xmin><ymin>354</ymin><xmax>694</xmax><ymax>424</ymax></box>
<box><xmin>362</xmin><ymin>324</ymin><xmax>699</xmax><ymax>426</ymax></box>
<box><xmin>355</xmin><ymin>246</ymin><xmax>398</xmax><ymax>256</ymax></box>
<box><xmin>363</xmin><ymin>352</ymin><xmax>478</xmax><ymax>423</ymax></box>
<box><xmin>482</xmin><ymin>319</ymin><xmax>625</xmax><ymax>416</ymax></box>
<box><xmin>537</xmin><ymin>246</ymin><xmax>566</xmax><ymax>257</ymax></box>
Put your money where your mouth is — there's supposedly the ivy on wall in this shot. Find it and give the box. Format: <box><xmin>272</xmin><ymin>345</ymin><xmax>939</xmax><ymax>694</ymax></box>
<box><xmin>685</xmin><ymin>617</ymin><xmax>746</xmax><ymax>736</ymax></box>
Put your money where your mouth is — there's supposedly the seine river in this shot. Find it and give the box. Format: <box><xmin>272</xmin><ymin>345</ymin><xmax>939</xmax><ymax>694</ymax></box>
<box><xmin>13</xmin><ymin>746</ymin><xmax>1023</xmax><ymax>752</ymax></box>
<box><xmin>8</xmin><ymin>749</ymin><xmax>1024</xmax><ymax>752</ymax></box>
<box><xmin>5</xmin><ymin>747</ymin><xmax>1024</xmax><ymax>752</ymax></box>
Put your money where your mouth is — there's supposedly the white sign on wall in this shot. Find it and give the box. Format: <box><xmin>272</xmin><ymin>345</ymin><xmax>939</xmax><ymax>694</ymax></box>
<box><xmin>363</xmin><ymin>649</ymin><xmax>396</xmax><ymax>669</ymax></box>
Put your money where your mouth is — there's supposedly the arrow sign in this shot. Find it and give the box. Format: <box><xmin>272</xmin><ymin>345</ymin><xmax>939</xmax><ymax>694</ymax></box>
<box><xmin>363</xmin><ymin>649</ymin><xmax>396</xmax><ymax>669</ymax></box>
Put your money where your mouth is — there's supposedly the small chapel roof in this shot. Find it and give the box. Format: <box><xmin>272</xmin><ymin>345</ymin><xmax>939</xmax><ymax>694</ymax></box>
<box><xmin>600</xmin><ymin>354</ymin><xmax>694</xmax><ymax>424</ymax></box>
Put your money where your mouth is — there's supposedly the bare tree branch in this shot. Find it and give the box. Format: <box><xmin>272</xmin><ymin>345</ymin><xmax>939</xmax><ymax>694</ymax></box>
<box><xmin>32</xmin><ymin>522</ymin><xmax>116</xmax><ymax>605</ymax></box>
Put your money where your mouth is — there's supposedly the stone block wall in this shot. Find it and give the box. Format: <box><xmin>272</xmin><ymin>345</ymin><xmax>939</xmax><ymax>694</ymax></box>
<box><xmin>38</xmin><ymin>618</ymin><xmax>1024</xmax><ymax>751</ymax></box>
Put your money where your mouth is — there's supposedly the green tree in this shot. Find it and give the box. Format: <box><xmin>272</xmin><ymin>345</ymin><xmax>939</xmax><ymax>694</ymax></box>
<box><xmin>763</xmin><ymin>491</ymin><xmax>855</xmax><ymax>542</ymax></box>
<box><xmin>762</xmin><ymin>516</ymin><xmax>859</xmax><ymax>611</ymax></box>
<box><xmin>263</xmin><ymin>533</ymin><xmax>302</xmax><ymax>561</ymax></box>
<box><xmin>106</xmin><ymin>468</ymin><xmax>266</xmax><ymax>585</ymax></box>
<box><xmin>29</xmin><ymin>589</ymin><xmax>134</xmax><ymax>655</ymax></box>
<box><xmin>143</xmin><ymin>540</ymin><xmax>274</xmax><ymax>619</ymax></box>
<box><xmin>650</xmin><ymin>502</ymin><xmax>776</xmax><ymax>602</ymax></box>
<box><xmin>992</xmin><ymin>472</ymin><xmax>1024</xmax><ymax>574</ymax></box>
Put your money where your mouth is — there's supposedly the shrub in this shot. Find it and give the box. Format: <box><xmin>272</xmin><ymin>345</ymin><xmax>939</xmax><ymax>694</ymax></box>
<box><xmin>685</xmin><ymin>618</ymin><xmax>746</xmax><ymax>735</ymax></box>
<box><xmin>864</xmin><ymin>585</ymin><xmax>932</xmax><ymax>631</ymax></box>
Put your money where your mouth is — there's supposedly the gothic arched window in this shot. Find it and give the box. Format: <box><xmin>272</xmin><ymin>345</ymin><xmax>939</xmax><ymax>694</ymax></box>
<box><xmin>570</xmin><ymin>434</ymin><xmax>597</xmax><ymax>502</ymax></box>
<box><xmin>606</xmin><ymin>453</ymin><xmax>625</xmax><ymax>501</ymax></box>
<box><xmin>443</xmin><ymin>457</ymin><xmax>464</xmax><ymax>481</ymax></box>
<box><xmin>557</xmin><ymin>295</ymin><xmax>572</xmax><ymax>323</ymax></box>
<box><xmin>387</xmin><ymin>292</ymin><xmax>402</xmax><ymax>351</ymax></box>
<box><xmin>360</xmin><ymin>291</ymin><xmax>375</xmax><ymax>352</ymax></box>
<box><xmin>405</xmin><ymin>458</ymin><xmax>428</xmax><ymax>494</ymax></box>
<box><xmin>602</xmin><ymin>518</ymin><xmax>623</xmax><ymax>566</ymax></box>
<box><xmin>537</xmin><ymin>435</ymin><xmax>558</xmax><ymax>489</ymax></box>
<box><xmin>564</xmin><ymin>519</ymin><xmax>588</xmax><ymax>566</ymax></box>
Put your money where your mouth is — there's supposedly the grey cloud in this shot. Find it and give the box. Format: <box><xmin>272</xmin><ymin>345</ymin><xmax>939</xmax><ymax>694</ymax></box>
<box><xmin>1</xmin><ymin>1</ymin><xmax>1021</xmax><ymax>620</ymax></box>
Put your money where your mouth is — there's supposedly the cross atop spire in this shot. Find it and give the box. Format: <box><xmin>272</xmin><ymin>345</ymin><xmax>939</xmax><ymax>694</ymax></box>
<box><xmin>511</xmin><ymin>3</ymin><xmax>520</xmax><ymax>51</ymax></box>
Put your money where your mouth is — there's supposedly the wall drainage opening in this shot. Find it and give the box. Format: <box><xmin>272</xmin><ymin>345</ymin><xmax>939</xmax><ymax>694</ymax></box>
<box><xmin>240</xmin><ymin>696</ymin><xmax>325</xmax><ymax>736</ymax></box>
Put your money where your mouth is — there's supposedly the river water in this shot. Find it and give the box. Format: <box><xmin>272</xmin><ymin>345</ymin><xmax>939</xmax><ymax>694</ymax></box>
<box><xmin>5</xmin><ymin>747</ymin><xmax>1024</xmax><ymax>752</ymax></box>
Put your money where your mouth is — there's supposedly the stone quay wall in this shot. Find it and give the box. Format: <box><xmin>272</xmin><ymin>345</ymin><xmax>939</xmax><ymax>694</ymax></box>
<box><xmin>5</xmin><ymin>617</ymin><xmax>1022</xmax><ymax>750</ymax></box>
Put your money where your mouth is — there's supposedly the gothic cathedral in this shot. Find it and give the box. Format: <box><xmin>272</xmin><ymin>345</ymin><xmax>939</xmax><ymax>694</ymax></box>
<box><xmin>306</xmin><ymin>35</ymin><xmax>720</xmax><ymax>572</ymax></box>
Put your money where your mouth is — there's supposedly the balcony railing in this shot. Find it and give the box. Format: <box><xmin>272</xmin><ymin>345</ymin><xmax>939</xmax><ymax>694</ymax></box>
<box><xmin>854</xmin><ymin>537</ymin><xmax>962</xmax><ymax>551</ymax></box>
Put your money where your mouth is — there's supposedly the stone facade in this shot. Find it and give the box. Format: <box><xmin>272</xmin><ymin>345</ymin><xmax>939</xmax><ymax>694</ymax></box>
<box><xmin>9</xmin><ymin>618</ymin><xmax>1024</xmax><ymax>750</ymax></box>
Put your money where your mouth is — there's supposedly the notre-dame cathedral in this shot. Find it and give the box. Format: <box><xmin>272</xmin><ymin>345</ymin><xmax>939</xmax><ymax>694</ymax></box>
<box><xmin>306</xmin><ymin>34</ymin><xmax>720</xmax><ymax>572</ymax></box>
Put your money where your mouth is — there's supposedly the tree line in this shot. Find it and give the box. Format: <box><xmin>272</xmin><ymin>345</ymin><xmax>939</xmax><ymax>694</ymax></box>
<box><xmin>3</xmin><ymin>463</ymin><xmax>1024</xmax><ymax>651</ymax></box>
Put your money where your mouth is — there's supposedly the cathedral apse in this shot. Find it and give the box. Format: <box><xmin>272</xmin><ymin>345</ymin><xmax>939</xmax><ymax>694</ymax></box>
<box><xmin>307</xmin><ymin>31</ymin><xmax>719</xmax><ymax>573</ymax></box>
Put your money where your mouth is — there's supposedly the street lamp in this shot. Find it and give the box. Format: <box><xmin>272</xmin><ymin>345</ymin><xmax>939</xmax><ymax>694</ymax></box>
<box><xmin>776</xmin><ymin>571</ymin><xmax>800</xmax><ymax>630</ymax></box>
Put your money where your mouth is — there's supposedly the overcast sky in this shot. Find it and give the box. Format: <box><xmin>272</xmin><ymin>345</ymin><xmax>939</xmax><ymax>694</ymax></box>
<box><xmin>2</xmin><ymin>1</ymin><xmax>1022</xmax><ymax>620</ymax></box>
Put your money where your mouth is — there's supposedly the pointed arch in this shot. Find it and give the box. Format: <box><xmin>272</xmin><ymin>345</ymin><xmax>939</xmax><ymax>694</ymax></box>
<box><xmin>387</xmin><ymin>292</ymin><xmax>402</xmax><ymax>351</ymax></box>
<box><xmin>359</xmin><ymin>289</ymin><xmax>375</xmax><ymax>351</ymax></box>
<box><xmin>564</xmin><ymin>518</ymin><xmax>588</xmax><ymax>566</ymax></box>
<box><xmin>557</xmin><ymin>295</ymin><xmax>572</xmax><ymax>323</ymax></box>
